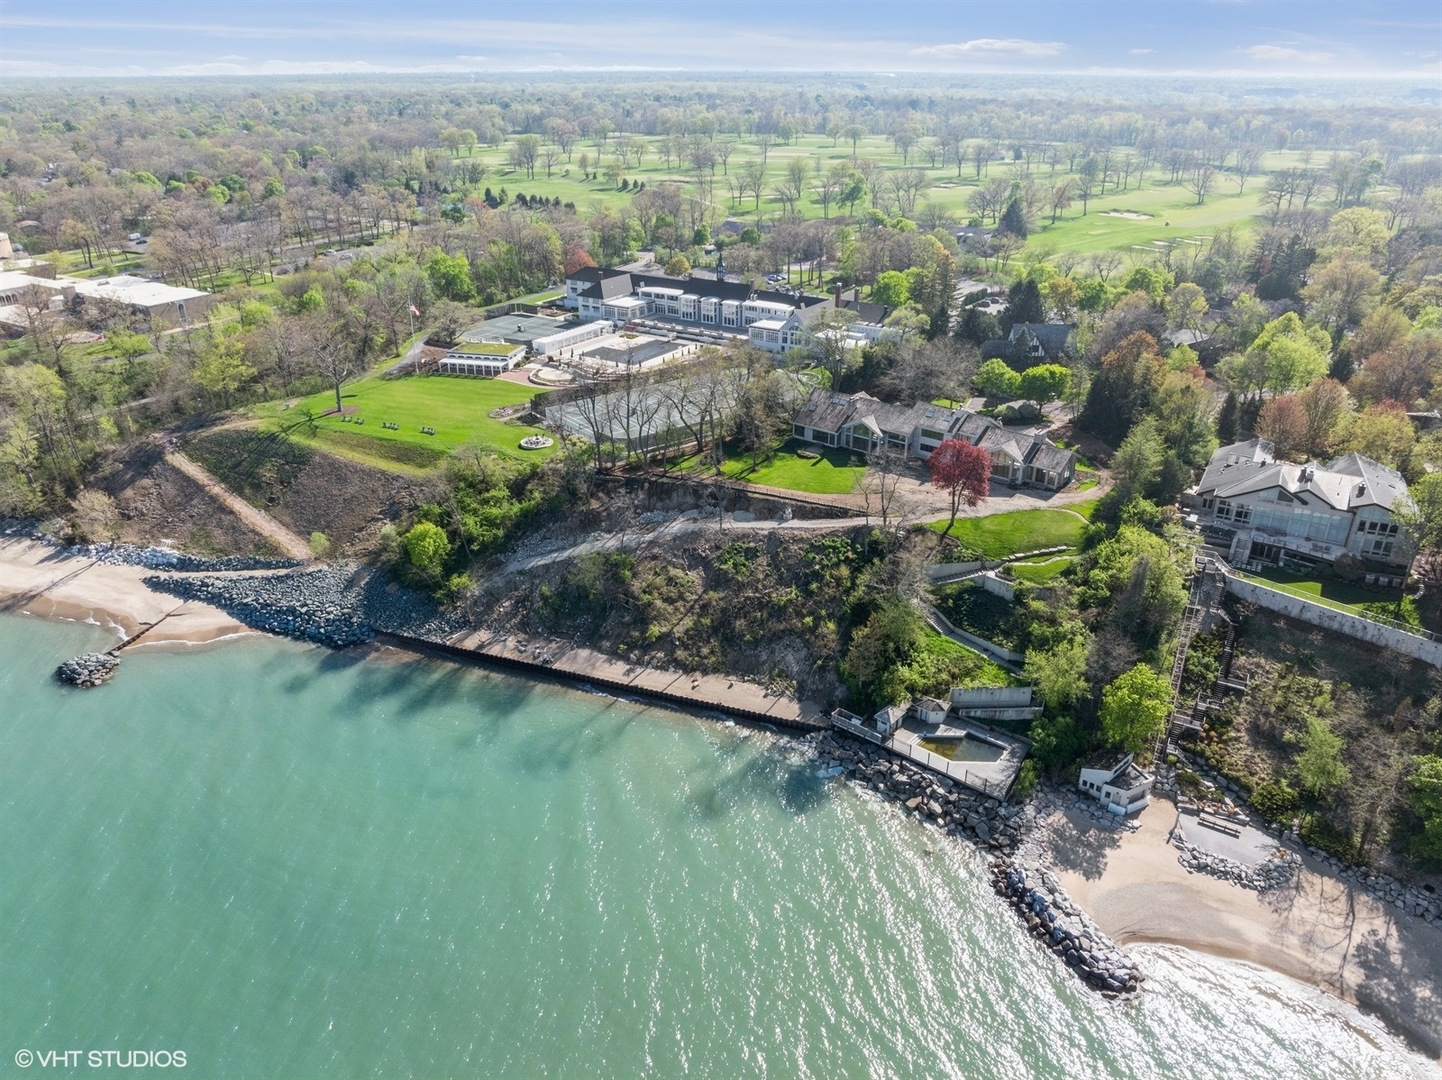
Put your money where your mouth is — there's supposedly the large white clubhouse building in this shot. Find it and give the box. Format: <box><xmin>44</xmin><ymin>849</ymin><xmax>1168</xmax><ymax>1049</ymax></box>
<box><xmin>791</xmin><ymin>388</ymin><xmax>1076</xmax><ymax>489</ymax></box>
<box><xmin>564</xmin><ymin>267</ymin><xmax>894</xmax><ymax>353</ymax></box>
<box><xmin>1185</xmin><ymin>439</ymin><xmax>1413</xmax><ymax>572</ymax></box>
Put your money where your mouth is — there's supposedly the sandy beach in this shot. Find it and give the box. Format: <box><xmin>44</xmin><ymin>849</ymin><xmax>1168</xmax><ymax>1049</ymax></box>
<box><xmin>4</xmin><ymin>531</ymin><xmax>1440</xmax><ymax>1056</ymax></box>
<box><xmin>1040</xmin><ymin>798</ymin><xmax>1442</xmax><ymax>1058</ymax></box>
<box><xmin>0</xmin><ymin>535</ymin><xmax>251</xmax><ymax>647</ymax></box>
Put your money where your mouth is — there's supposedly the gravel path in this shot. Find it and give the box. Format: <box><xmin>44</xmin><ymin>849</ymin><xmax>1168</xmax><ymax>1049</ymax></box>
<box><xmin>163</xmin><ymin>449</ymin><xmax>313</xmax><ymax>560</ymax></box>
<box><xmin>500</xmin><ymin>511</ymin><xmax>861</xmax><ymax>574</ymax></box>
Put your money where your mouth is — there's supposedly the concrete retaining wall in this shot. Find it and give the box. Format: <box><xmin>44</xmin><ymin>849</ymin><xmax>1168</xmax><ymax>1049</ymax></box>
<box><xmin>927</xmin><ymin>560</ymin><xmax>991</xmax><ymax>579</ymax></box>
<box><xmin>923</xmin><ymin>605</ymin><xmax>1025</xmax><ymax>665</ymax></box>
<box><xmin>1223</xmin><ymin>575</ymin><xmax>1442</xmax><ymax>667</ymax></box>
<box><xmin>978</xmin><ymin>571</ymin><xmax>1015</xmax><ymax>601</ymax></box>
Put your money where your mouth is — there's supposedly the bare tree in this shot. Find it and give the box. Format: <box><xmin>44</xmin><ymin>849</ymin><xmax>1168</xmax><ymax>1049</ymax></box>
<box><xmin>1182</xmin><ymin>162</ymin><xmax>1218</xmax><ymax>205</ymax></box>
<box><xmin>857</xmin><ymin>442</ymin><xmax>906</xmax><ymax>533</ymax></box>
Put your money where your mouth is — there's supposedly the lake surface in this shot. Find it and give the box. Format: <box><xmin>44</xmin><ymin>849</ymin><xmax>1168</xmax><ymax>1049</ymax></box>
<box><xmin>0</xmin><ymin>614</ymin><xmax>1433</xmax><ymax>1079</ymax></box>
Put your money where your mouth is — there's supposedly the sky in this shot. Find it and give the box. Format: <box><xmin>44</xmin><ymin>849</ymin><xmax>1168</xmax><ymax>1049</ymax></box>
<box><xmin>0</xmin><ymin>0</ymin><xmax>1438</xmax><ymax>80</ymax></box>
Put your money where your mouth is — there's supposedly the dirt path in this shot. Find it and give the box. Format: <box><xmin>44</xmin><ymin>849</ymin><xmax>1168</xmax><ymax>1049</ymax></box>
<box><xmin>162</xmin><ymin>449</ymin><xmax>313</xmax><ymax>561</ymax></box>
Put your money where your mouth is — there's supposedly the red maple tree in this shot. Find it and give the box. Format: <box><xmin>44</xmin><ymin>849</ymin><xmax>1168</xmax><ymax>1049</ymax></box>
<box><xmin>928</xmin><ymin>439</ymin><xmax>992</xmax><ymax>534</ymax></box>
<box><xmin>564</xmin><ymin>247</ymin><xmax>597</xmax><ymax>276</ymax></box>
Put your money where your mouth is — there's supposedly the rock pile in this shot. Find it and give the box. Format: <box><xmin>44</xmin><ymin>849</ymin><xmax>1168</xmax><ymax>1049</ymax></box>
<box><xmin>1170</xmin><ymin>831</ymin><xmax>1300</xmax><ymax>891</ymax></box>
<box><xmin>805</xmin><ymin>732</ymin><xmax>1140</xmax><ymax>996</ymax></box>
<box><xmin>68</xmin><ymin>543</ymin><xmax>303</xmax><ymax>573</ymax></box>
<box><xmin>1286</xmin><ymin>845</ymin><xmax>1442</xmax><ymax>925</ymax></box>
<box><xmin>56</xmin><ymin>653</ymin><xmax>119</xmax><ymax>687</ymax></box>
<box><xmin>991</xmin><ymin>861</ymin><xmax>1142</xmax><ymax>997</ymax></box>
<box><xmin>143</xmin><ymin>563</ymin><xmax>468</xmax><ymax>648</ymax></box>
<box><xmin>805</xmin><ymin>730</ymin><xmax>1025</xmax><ymax>850</ymax></box>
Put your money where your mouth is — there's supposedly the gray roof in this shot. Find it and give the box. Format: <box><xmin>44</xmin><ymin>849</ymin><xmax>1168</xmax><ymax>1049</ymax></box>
<box><xmin>977</xmin><ymin>426</ymin><xmax>1032</xmax><ymax>462</ymax></box>
<box><xmin>1194</xmin><ymin>439</ymin><xmax>1276</xmax><ymax>496</ymax></box>
<box><xmin>1163</xmin><ymin>328</ymin><xmax>1210</xmax><ymax>348</ymax></box>
<box><xmin>797</xmin><ymin>388</ymin><xmax>878</xmax><ymax>434</ymax></box>
<box><xmin>950</xmin><ymin>413</ymin><xmax>995</xmax><ymax>444</ymax></box>
<box><xmin>1196</xmin><ymin>439</ymin><xmax>1410</xmax><ymax>514</ymax></box>
<box><xmin>1009</xmin><ymin>322</ymin><xmax>1074</xmax><ymax>358</ymax></box>
<box><xmin>1323</xmin><ymin>452</ymin><xmax>1410</xmax><ymax>512</ymax></box>
<box><xmin>794</xmin><ymin>388</ymin><xmax>1075</xmax><ymax>472</ymax></box>
<box><xmin>1025</xmin><ymin>442</ymin><xmax>1076</xmax><ymax>472</ymax></box>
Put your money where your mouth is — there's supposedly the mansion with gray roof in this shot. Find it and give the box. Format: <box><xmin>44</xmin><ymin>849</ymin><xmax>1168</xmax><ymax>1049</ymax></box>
<box><xmin>792</xmin><ymin>389</ymin><xmax>1077</xmax><ymax>490</ymax></box>
<box><xmin>1184</xmin><ymin>439</ymin><xmax>1413</xmax><ymax>573</ymax></box>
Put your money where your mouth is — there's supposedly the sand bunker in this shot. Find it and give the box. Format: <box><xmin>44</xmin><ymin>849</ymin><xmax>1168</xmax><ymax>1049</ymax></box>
<box><xmin>1102</xmin><ymin>210</ymin><xmax>1152</xmax><ymax>220</ymax></box>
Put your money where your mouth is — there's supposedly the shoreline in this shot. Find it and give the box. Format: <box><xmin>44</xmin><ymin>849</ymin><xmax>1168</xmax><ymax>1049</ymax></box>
<box><xmin>1033</xmin><ymin>796</ymin><xmax>1442</xmax><ymax>1059</ymax></box>
<box><xmin>0</xmin><ymin>536</ymin><xmax>253</xmax><ymax>649</ymax></box>
<box><xmin>3</xmin><ymin>536</ymin><xmax>1437</xmax><ymax>1057</ymax></box>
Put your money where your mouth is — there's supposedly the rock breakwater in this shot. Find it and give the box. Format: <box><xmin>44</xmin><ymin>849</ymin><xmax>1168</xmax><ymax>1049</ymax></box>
<box><xmin>805</xmin><ymin>730</ymin><xmax>1140</xmax><ymax>996</ymax></box>
<box><xmin>56</xmin><ymin>652</ymin><xmax>119</xmax><ymax>687</ymax></box>
<box><xmin>68</xmin><ymin>543</ymin><xmax>303</xmax><ymax>573</ymax></box>
<box><xmin>144</xmin><ymin>564</ymin><xmax>468</xmax><ymax>648</ymax></box>
<box><xmin>991</xmin><ymin>861</ymin><xmax>1142</xmax><ymax>996</ymax></box>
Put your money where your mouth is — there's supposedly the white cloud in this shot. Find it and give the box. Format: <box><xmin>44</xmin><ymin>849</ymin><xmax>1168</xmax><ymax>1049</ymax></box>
<box><xmin>1128</xmin><ymin>48</ymin><xmax>1154</xmax><ymax>55</ymax></box>
<box><xmin>913</xmin><ymin>38</ymin><xmax>1066</xmax><ymax>59</ymax></box>
<box><xmin>1243</xmin><ymin>44</ymin><xmax>1335</xmax><ymax>63</ymax></box>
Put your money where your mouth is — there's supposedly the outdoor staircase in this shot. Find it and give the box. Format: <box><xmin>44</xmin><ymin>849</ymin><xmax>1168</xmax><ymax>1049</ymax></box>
<box><xmin>1156</xmin><ymin>556</ymin><xmax>1230</xmax><ymax>761</ymax></box>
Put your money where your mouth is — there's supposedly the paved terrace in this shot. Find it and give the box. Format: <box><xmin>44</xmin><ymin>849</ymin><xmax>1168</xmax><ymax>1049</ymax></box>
<box><xmin>833</xmin><ymin>710</ymin><xmax>1029</xmax><ymax>798</ymax></box>
<box><xmin>431</xmin><ymin>629</ymin><xmax>828</xmax><ymax>731</ymax></box>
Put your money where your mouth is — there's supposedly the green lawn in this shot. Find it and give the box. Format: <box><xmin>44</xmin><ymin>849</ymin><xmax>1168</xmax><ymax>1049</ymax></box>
<box><xmin>721</xmin><ymin>441</ymin><xmax>866</xmax><ymax>494</ymax></box>
<box><xmin>444</xmin><ymin>133</ymin><xmax>1279</xmax><ymax>260</ymax></box>
<box><xmin>929</xmin><ymin>502</ymin><xmax>1097</xmax><ymax>559</ymax></box>
<box><xmin>254</xmin><ymin>373</ymin><xmax>553</xmax><ymax>470</ymax></box>
<box><xmin>1009</xmin><ymin>555</ymin><xmax>1077</xmax><ymax>584</ymax></box>
<box><xmin>1236</xmin><ymin>567</ymin><xmax>1418</xmax><ymax>626</ymax></box>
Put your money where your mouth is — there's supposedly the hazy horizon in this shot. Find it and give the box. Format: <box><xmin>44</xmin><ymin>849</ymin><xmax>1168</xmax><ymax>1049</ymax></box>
<box><xmin>2</xmin><ymin>0</ymin><xmax>1438</xmax><ymax>80</ymax></box>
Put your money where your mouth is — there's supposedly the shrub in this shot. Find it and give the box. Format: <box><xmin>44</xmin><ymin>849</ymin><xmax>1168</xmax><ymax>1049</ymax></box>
<box><xmin>308</xmin><ymin>531</ymin><xmax>331</xmax><ymax>558</ymax></box>
<box><xmin>1249</xmin><ymin>778</ymin><xmax>1299</xmax><ymax>822</ymax></box>
<box><xmin>1012</xmin><ymin>760</ymin><xmax>1038</xmax><ymax>799</ymax></box>
<box><xmin>402</xmin><ymin>521</ymin><xmax>450</xmax><ymax>579</ymax></box>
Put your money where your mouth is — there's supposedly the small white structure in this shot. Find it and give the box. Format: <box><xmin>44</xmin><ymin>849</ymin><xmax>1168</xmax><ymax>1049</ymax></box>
<box><xmin>915</xmin><ymin>697</ymin><xmax>949</xmax><ymax>725</ymax></box>
<box><xmin>438</xmin><ymin>341</ymin><xmax>526</xmax><ymax>377</ymax></box>
<box><xmin>1078</xmin><ymin>751</ymin><xmax>1154</xmax><ymax>815</ymax></box>
<box><xmin>875</xmin><ymin>703</ymin><xmax>909</xmax><ymax>736</ymax></box>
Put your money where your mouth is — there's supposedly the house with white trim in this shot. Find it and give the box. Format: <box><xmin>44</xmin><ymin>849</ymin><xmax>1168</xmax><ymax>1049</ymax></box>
<box><xmin>791</xmin><ymin>388</ymin><xmax>1076</xmax><ymax>489</ymax></box>
<box><xmin>563</xmin><ymin>267</ymin><xmax>893</xmax><ymax>353</ymax></box>
<box><xmin>1078</xmin><ymin>751</ymin><xmax>1154</xmax><ymax>815</ymax></box>
<box><xmin>1186</xmin><ymin>439</ymin><xmax>1413</xmax><ymax>573</ymax></box>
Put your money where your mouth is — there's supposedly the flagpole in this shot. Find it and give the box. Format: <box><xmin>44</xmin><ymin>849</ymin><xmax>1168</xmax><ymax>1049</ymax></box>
<box><xmin>409</xmin><ymin>303</ymin><xmax>419</xmax><ymax>376</ymax></box>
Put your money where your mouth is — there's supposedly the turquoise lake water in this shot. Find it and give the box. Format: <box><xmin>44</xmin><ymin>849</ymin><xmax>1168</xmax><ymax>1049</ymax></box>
<box><xmin>0</xmin><ymin>613</ymin><xmax>1433</xmax><ymax>1079</ymax></box>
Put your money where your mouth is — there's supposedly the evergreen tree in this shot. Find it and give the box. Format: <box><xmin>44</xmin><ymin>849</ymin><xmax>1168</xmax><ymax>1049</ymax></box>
<box><xmin>954</xmin><ymin>305</ymin><xmax>1001</xmax><ymax>346</ymax></box>
<box><xmin>1003</xmin><ymin>278</ymin><xmax>1044</xmax><ymax>332</ymax></box>
<box><xmin>1217</xmin><ymin>390</ymin><xmax>1240</xmax><ymax>444</ymax></box>
<box><xmin>998</xmin><ymin>198</ymin><xmax>1029</xmax><ymax>239</ymax></box>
